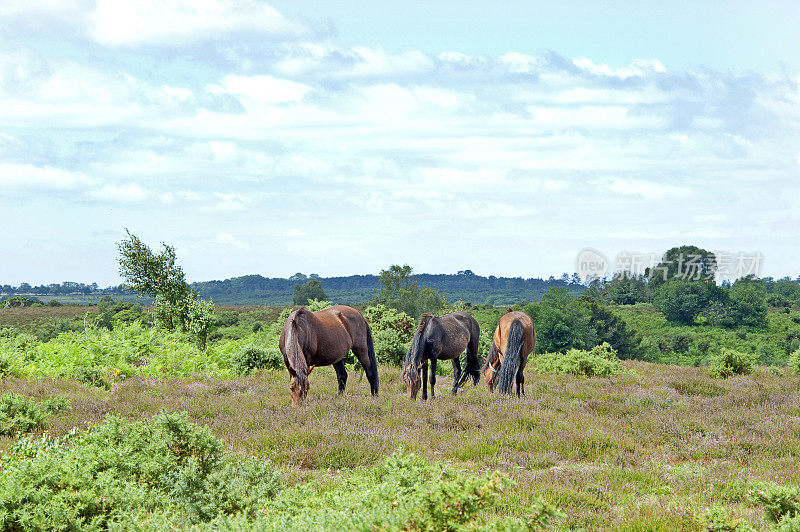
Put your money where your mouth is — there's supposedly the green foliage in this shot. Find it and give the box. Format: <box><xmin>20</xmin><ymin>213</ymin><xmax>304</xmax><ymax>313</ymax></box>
<box><xmin>724</xmin><ymin>278</ymin><xmax>768</xmax><ymax>328</ymax></box>
<box><xmin>293</xmin><ymin>279</ymin><xmax>328</xmax><ymax>306</ymax></box>
<box><xmin>229</xmin><ymin>450</ymin><xmax>525</xmax><ymax>531</ymax></box>
<box><xmin>230</xmin><ymin>346</ymin><xmax>282</xmax><ymax>375</ymax></box>
<box><xmin>788</xmin><ymin>348</ymin><xmax>800</xmax><ymax>374</ymax></box>
<box><xmin>653</xmin><ymin>280</ymin><xmax>710</xmax><ymax>325</ymax></box>
<box><xmin>532</xmin><ymin>342</ymin><xmax>623</xmax><ymax>377</ymax></box>
<box><xmin>526</xmin><ymin>287</ymin><xmax>593</xmax><ymax>353</ymax></box>
<box><xmin>0</xmin><ymin>296</ymin><xmax>44</xmax><ymax>308</ymax></box>
<box><xmin>118</xmin><ymin>230</ymin><xmax>214</xmax><ymax>347</ymax></box>
<box><xmin>374</xmin><ymin>264</ymin><xmax>445</xmax><ymax>318</ymax></box>
<box><xmin>754</xmin><ymin>484</ymin><xmax>800</xmax><ymax>524</ymax></box>
<box><xmin>0</xmin><ymin>393</ymin><xmax>68</xmax><ymax>436</ymax></box>
<box><xmin>708</xmin><ymin>348</ymin><xmax>756</xmax><ymax>378</ymax></box>
<box><xmin>586</xmin><ymin>302</ymin><xmax>645</xmax><ymax>359</ymax></box>
<box><xmin>646</xmin><ymin>245</ymin><xmax>718</xmax><ymax>290</ymax></box>
<box><xmin>305</xmin><ymin>298</ymin><xmax>333</xmax><ymax>312</ymax></box>
<box><xmin>700</xmin><ymin>507</ymin><xmax>755</xmax><ymax>532</ymax></box>
<box><xmin>0</xmin><ymin>412</ymin><xmax>280</xmax><ymax>530</ymax></box>
<box><xmin>363</xmin><ymin>304</ymin><xmax>414</xmax><ymax>366</ymax></box>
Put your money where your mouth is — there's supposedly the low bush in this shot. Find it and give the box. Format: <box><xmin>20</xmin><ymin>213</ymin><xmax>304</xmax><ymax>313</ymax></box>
<box><xmin>754</xmin><ymin>484</ymin><xmax>800</xmax><ymax>525</ymax></box>
<box><xmin>709</xmin><ymin>348</ymin><xmax>756</xmax><ymax>378</ymax></box>
<box><xmin>0</xmin><ymin>392</ymin><xmax>68</xmax><ymax>436</ymax></box>
<box><xmin>788</xmin><ymin>348</ymin><xmax>800</xmax><ymax>375</ymax></box>
<box><xmin>364</xmin><ymin>304</ymin><xmax>414</xmax><ymax>366</ymax></box>
<box><xmin>230</xmin><ymin>346</ymin><xmax>283</xmax><ymax>375</ymax></box>
<box><xmin>532</xmin><ymin>342</ymin><xmax>623</xmax><ymax>377</ymax></box>
<box><xmin>0</xmin><ymin>414</ymin><xmax>556</xmax><ymax>531</ymax></box>
<box><xmin>0</xmin><ymin>412</ymin><xmax>281</xmax><ymax>530</ymax></box>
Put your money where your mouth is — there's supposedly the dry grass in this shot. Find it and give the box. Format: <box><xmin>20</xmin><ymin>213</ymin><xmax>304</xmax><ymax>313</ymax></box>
<box><xmin>2</xmin><ymin>362</ymin><xmax>799</xmax><ymax>530</ymax></box>
<box><xmin>0</xmin><ymin>305</ymin><xmax>96</xmax><ymax>328</ymax></box>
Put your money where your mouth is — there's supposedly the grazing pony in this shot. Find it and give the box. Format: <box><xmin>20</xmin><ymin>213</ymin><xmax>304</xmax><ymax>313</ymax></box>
<box><xmin>279</xmin><ymin>305</ymin><xmax>378</xmax><ymax>405</ymax></box>
<box><xmin>482</xmin><ymin>311</ymin><xmax>536</xmax><ymax>396</ymax></box>
<box><xmin>401</xmin><ymin>311</ymin><xmax>481</xmax><ymax>400</ymax></box>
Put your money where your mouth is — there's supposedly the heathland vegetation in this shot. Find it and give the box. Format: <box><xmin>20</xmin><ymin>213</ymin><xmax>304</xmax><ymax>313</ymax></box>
<box><xmin>2</xmin><ymin>239</ymin><xmax>800</xmax><ymax>529</ymax></box>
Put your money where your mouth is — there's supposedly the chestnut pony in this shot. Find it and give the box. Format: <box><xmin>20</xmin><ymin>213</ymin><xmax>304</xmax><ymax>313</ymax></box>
<box><xmin>279</xmin><ymin>305</ymin><xmax>378</xmax><ymax>405</ymax></box>
<box><xmin>482</xmin><ymin>311</ymin><xmax>536</xmax><ymax>396</ymax></box>
<box><xmin>401</xmin><ymin>311</ymin><xmax>481</xmax><ymax>400</ymax></box>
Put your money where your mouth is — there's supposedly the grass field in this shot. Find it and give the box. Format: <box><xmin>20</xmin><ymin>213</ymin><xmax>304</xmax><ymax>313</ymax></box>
<box><xmin>3</xmin><ymin>360</ymin><xmax>799</xmax><ymax>530</ymax></box>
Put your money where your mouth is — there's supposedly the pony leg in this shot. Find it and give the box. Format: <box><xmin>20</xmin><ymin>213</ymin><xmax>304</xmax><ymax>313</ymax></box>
<box><xmin>516</xmin><ymin>369</ymin><xmax>525</xmax><ymax>397</ymax></box>
<box><xmin>451</xmin><ymin>357</ymin><xmax>462</xmax><ymax>395</ymax></box>
<box><xmin>421</xmin><ymin>360</ymin><xmax>428</xmax><ymax>401</ymax></box>
<box><xmin>333</xmin><ymin>360</ymin><xmax>348</xmax><ymax>395</ymax></box>
<box><xmin>429</xmin><ymin>357</ymin><xmax>437</xmax><ymax>399</ymax></box>
<box><xmin>353</xmin><ymin>344</ymin><xmax>379</xmax><ymax>397</ymax></box>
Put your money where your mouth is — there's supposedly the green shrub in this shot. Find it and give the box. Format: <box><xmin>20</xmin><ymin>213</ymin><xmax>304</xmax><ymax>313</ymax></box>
<box><xmin>700</xmin><ymin>506</ymin><xmax>754</xmax><ymax>531</ymax></box>
<box><xmin>754</xmin><ymin>484</ymin><xmax>800</xmax><ymax>524</ymax></box>
<box><xmin>709</xmin><ymin>348</ymin><xmax>756</xmax><ymax>378</ymax></box>
<box><xmin>0</xmin><ymin>412</ymin><xmax>281</xmax><ymax>530</ymax></box>
<box><xmin>364</xmin><ymin>304</ymin><xmax>414</xmax><ymax>366</ymax></box>
<box><xmin>0</xmin><ymin>393</ymin><xmax>68</xmax><ymax>436</ymax></box>
<box><xmin>532</xmin><ymin>342</ymin><xmax>623</xmax><ymax>377</ymax></box>
<box><xmin>231</xmin><ymin>346</ymin><xmax>282</xmax><ymax>375</ymax></box>
<box><xmin>788</xmin><ymin>348</ymin><xmax>800</xmax><ymax>375</ymax></box>
<box><xmin>231</xmin><ymin>449</ymin><xmax>537</xmax><ymax>531</ymax></box>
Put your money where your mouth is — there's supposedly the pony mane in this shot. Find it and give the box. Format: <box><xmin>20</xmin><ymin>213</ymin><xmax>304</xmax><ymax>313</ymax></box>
<box><xmin>416</xmin><ymin>313</ymin><xmax>433</xmax><ymax>335</ymax></box>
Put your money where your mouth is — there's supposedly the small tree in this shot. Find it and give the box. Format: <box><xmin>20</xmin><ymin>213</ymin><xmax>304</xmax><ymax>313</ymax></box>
<box><xmin>117</xmin><ymin>230</ymin><xmax>214</xmax><ymax>345</ymax></box>
<box><xmin>374</xmin><ymin>264</ymin><xmax>444</xmax><ymax>317</ymax></box>
<box><xmin>293</xmin><ymin>279</ymin><xmax>328</xmax><ymax>306</ymax></box>
<box><xmin>527</xmin><ymin>287</ymin><xmax>594</xmax><ymax>353</ymax></box>
<box><xmin>652</xmin><ymin>280</ymin><xmax>710</xmax><ymax>325</ymax></box>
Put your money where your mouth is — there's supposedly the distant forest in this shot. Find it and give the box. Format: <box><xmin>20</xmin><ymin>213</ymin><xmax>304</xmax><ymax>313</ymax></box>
<box><xmin>1</xmin><ymin>271</ymin><xmax>585</xmax><ymax>306</ymax></box>
<box><xmin>193</xmin><ymin>271</ymin><xmax>585</xmax><ymax>305</ymax></box>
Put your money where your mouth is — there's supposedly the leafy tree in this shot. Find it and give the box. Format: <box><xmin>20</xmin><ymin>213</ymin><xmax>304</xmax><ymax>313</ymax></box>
<box><xmin>586</xmin><ymin>302</ymin><xmax>645</xmax><ymax>359</ymax></box>
<box><xmin>725</xmin><ymin>277</ymin><xmax>768</xmax><ymax>328</ymax></box>
<box><xmin>117</xmin><ymin>230</ymin><xmax>214</xmax><ymax>344</ymax></box>
<box><xmin>646</xmin><ymin>245</ymin><xmax>717</xmax><ymax>290</ymax></box>
<box><xmin>652</xmin><ymin>280</ymin><xmax>710</xmax><ymax>325</ymax></box>
<box><xmin>117</xmin><ymin>229</ymin><xmax>192</xmax><ymax>317</ymax></box>
<box><xmin>374</xmin><ymin>264</ymin><xmax>444</xmax><ymax>318</ymax></box>
<box><xmin>526</xmin><ymin>287</ymin><xmax>593</xmax><ymax>353</ymax></box>
<box><xmin>293</xmin><ymin>279</ymin><xmax>328</xmax><ymax>306</ymax></box>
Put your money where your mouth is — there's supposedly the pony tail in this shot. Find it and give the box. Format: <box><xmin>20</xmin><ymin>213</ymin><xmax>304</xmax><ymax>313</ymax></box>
<box><xmin>496</xmin><ymin>319</ymin><xmax>523</xmax><ymax>395</ymax></box>
<box><xmin>287</xmin><ymin>320</ymin><xmax>309</xmax><ymax>388</ymax></box>
<box><xmin>365</xmin><ymin>322</ymin><xmax>379</xmax><ymax>395</ymax></box>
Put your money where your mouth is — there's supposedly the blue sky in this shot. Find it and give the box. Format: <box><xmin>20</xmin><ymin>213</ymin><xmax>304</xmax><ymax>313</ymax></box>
<box><xmin>0</xmin><ymin>1</ymin><xmax>798</xmax><ymax>286</ymax></box>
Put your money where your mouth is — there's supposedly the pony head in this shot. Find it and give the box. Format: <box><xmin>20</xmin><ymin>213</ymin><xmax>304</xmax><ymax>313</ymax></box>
<box><xmin>289</xmin><ymin>372</ymin><xmax>309</xmax><ymax>405</ymax></box>
<box><xmin>482</xmin><ymin>340</ymin><xmax>499</xmax><ymax>392</ymax></box>
<box><xmin>402</xmin><ymin>314</ymin><xmax>432</xmax><ymax>400</ymax></box>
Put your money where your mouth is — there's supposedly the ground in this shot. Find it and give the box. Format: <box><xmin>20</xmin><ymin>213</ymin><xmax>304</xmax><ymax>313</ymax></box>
<box><xmin>3</xmin><ymin>361</ymin><xmax>798</xmax><ymax>530</ymax></box>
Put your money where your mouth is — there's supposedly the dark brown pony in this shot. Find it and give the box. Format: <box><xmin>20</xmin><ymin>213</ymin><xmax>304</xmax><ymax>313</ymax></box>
<box><xmin>401</xmin><ymin>311</ymin><xmax>481</xmax><ymax>400</ymax></box>
<box><xmin>279</xmin><ymin>305</ymin><xmax>378</xmax><ymax>405</ymax></box>
<box><xmin>482</xmin><ymin>311</ymin><xmax>536</xmax><ymax>396</ymax></box>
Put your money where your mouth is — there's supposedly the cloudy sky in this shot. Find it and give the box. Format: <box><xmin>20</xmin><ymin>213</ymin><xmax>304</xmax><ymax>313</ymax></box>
<box><xmin>1</xmin><ymin>1</ymin><xmax>798</xmax><ymax>286</ymax></box>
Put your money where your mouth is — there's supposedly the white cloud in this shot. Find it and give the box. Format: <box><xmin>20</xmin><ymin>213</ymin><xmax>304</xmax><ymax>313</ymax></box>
<box><xmin>0</xmin><ymin>163</ymin><xmax>97</xmax><ymax>191</ymax></box>
<box><xmin>88</xmin><ymin>0</ymin><xmax>306</xmax><ymax>47</ymax></box>
<box><xmin>215</xmin><ymin>233</ymin><xmax>250</xmax><ymax>251</ymax></box>
<box><xmin>593</xmin><ymin>177</ymin><xmax>691</xmax><ymax>199</ymax></box>
<box><xmin>87</xmin><ymin>183</ymin><xmax>150</xmax><ymax>202</ymax></box>
<box><xmin>217</xmin><ymin>74</ymin><xmax>312</xmax><ymax>104</ymax></box>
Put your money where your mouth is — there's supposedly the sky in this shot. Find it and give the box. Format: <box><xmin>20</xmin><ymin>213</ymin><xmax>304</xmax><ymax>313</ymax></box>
<box><xmin>0</xmin><ymin>1</ymin><xmax>798</xmax><ymax>286</ymax></box>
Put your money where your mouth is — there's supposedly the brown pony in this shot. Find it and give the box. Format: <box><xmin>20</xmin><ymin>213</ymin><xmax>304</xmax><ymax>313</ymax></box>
<box><xmin>279</xmin><ymin>305</ymin><xmax>378</xmax><ymax>405</ymax></box>
<box><xmin>482</xmin><ymin>311</ymin><xmax>536</xmax><ymax>396</ymax></box>
<box><xmin>401</xmin><ymin>311</ymin><xmax>481</xmax><ymax>400</ymax></box>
